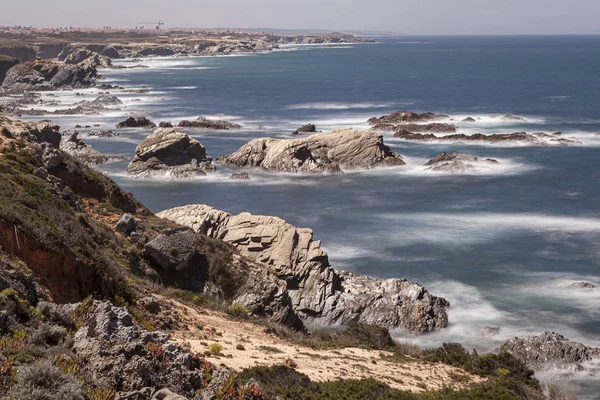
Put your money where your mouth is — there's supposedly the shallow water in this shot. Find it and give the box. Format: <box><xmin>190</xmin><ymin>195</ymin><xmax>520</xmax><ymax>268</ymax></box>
<box><xmin>17</xmin><ymin>35</ymin><xmax>600</xmax><ymax>398</ymax></box>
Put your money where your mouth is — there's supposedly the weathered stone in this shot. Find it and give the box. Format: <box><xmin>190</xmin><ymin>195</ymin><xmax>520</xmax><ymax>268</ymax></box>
<box><xmin>498</xmin><ymin>331</ymin><xmax>600</xmax><ymax>371</ymax></box>
<box><xmin>60</xmin><ymin>131</ymin><xmax>124</xmax><ymax>165</ymax></box>
<box><xmin>157</xmin><ymin>205</ymin><xmax>449</xmax><ymax>333</ymax></box>
<box><xmin>0</xmin><ymin>116</ymin><xmax>61</xmax><ymax>147</ymax></box>
<box><xmin>116</xmin><ymin>116</ymin><xmax>156</xmax><ymax>129</ymax></box>
<box><xmin>178</xmin><ymin>117</ymin><xmax>241</xmax><ymax>130</ymax></box>
<box><xmin>219</xmin><ymin>128</ymin><xmax>404</xmax><ymax>173</ymax></box>
<box><xmin>127</xmin><ymin>128</ymin><xmax>216</xmax><ymax>177</ymax></box>
<box><xmin>1</xmin><ymin>59</ymin><xmax>98</xmax><ymax>92</ymax></box>
<box><xmin>116</xmin><ymin>213</ymin><xmax>137</xmax><ymax>235</ymax></box>
<box><xmin>229</xmin><ymin>173</ymin><xmax>250</xmax><ymax>180</ymax></box>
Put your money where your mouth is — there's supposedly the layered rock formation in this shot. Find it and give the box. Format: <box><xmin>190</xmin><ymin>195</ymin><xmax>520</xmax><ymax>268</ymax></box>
<box><xmin>127</xmin><ymin>128</ymin><xmax>216</xmax><ymax>177</ymax></box>
<box><xmin>0</xmin><ymin>59</ymin><xmax>98</xmax><ymax>92</ymax></box>
<box><xmin>178</xmin><ymin>117</ymin><xmax>242</xmax><ymax>130</ymax></box>
<box><xmin>393</xmin><ymin>130</ymin><xmax>579</xmax><ymax>146</ymax></box>
<box><xmin>59</xmin><ymin>132</ymin><xmax>125</xmax><ymax>165</ymax></box>
<box><xmin>219</xmin><ymin>128</ymin><xmax>405</xmax><ymax>173</ymax></box>
<box><xmin>157</xmin><ymin>204</ymin><xmax>449</xmax><ymax>333</ymax></box>
<box><xmin>499</xmin><ymin>332</ymin><xmax>600</xmax><ymax>371</ymax></box>
<box><xmin>0</xmin><ymin>116</ymin><xmax>61</xmax><ymax>147</ymax></box>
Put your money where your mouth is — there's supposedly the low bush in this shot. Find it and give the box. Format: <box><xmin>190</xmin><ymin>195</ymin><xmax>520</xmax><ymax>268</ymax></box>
<box><xmin>227</xmin><ymin>303</ymin><xmax>249</xmax><ymax>319</ymax></box>
<box><xmin>9</xmin><ymin>359</ymin><xmax>85</xmax><ymax>400</ymax></box>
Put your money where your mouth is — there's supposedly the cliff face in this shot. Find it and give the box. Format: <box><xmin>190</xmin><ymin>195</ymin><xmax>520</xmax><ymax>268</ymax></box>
<box><xmin>0</xmin><ymin>44</ymin><xmax>36</xmax><ymax>62</ymax></box>
<box><xmin>0</xmin><ymin>54</ymin><xmax>18</xmax><ymax>85</ymax></box>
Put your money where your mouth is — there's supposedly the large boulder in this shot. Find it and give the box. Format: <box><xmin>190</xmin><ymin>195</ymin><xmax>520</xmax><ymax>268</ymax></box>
<box><xmin>143</xmin><ymin>227</ymin><xmax>208</xmax><ymax>290</ymax></box>
<box><xmin>292</xmin><ymin>124</ymin><xmax>317</xmax><ymax>135</ymax></box>
<box><xmin>157</xmin><ymin>204</ymin><xmax>449</xmax><ymax>333</ymax></box>
<box><xmin>0</xmin><ymin>116</ymin><xmax>61</xmax><ymax>147</ymax></box>
<box><xmin>219</xmin><ymin>128</ymin><xmax>405</xmax><ymax>173</ymax></box>
<box><xmin>178</xmin><ymin>117</ymin><xmax>241</xmax><ymax>130</ymax></box>
<box><xmin>0</xmin><ymin>59</ymin><xmax>98</xmax><ymax>92</ymax></box>
<box><xmin>498</xmin><ymin>332</ymin><xmax>600</xmax><ymax>371</ymax></box>
<box><xmin>127</xmin><ymin>128</ymin><xmax>216</xmax><ymax>177</ymax></box>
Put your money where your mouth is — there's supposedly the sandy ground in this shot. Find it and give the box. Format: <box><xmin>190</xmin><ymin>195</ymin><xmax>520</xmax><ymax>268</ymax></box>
<box><xmin>162</xmin><ymin>297</ymin><xmax>484</xmax><ymax>392</ymax></box>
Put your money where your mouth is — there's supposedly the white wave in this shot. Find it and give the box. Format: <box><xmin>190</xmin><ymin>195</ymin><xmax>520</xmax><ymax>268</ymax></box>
<box><xmin>285</xmin><ymin>101</ymin><xmax>403</xmax><ymax>110</ymax></box>
<box><xmin>170</xmin><ymin>86</ymin><xmax>198</xmax><ymax>90</ymax></box>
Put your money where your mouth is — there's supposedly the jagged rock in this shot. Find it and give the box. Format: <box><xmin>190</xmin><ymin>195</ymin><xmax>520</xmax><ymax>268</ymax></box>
<box><xmin>219</xmin><ymin>128</ymin><xmax>404</xmax><ymax>173</ymax></box>
<box><xmin>98</xmin><ymin>83</ymin><xmax>124</xmax><ymax>90</ymax></box>
<box><xmin>393</xmin><ymin>130</ymin><xmax>579</xmax><ymax>146</ymax></box>
<box><xmin>71</xmin><ymin>300</ymin><xmax>213</xmax><ymax>397</ymax></box>
<box><xmin>292</xmin><ymin>124</ymin><xmax>317</xmax><ymax>135</ymax></box>
<box><xmin>368</xmin><ymin>110</ymin><xmax>449</xmax><ymax>125</ymax></box>
<box><xmin>201</xmin><ymin>369</ymin><xmax>231</xmax><ymax>400</ymax></box>
<box><xmin>152</xmin><ymin>389</ymin><xmax>188</xmax><ymax>400</ymax></box>
<box><xmin>59</xmin><ymin>131</ymin><xmax>124</xmax><ymax>165</ymax></box>
<box><xmin>127</xmin><ymin>128</ymin><xmax>216</xmax><ymax>177</ymax></box>
<box><xmin>116</xmin><ymin>116</ymin><xmax>157</xmax><ymax>128</ymax></box>
<box><xmin>569</xmin><ymin>282</ymin><xmax>596</xmax><ymax>289</ymax></box>
<box><xmin>0</xmin><ymin>59</ymin><xmax>98</xmax><ymax>92</ymax></box>
<box><xmin>178</xmin><ymin>117</ymin><xmax>241</xmax><ymax>130</ymax></box>
<box><xmin>498</xmin><ymin>331</ymin><xmax>600</xmax><ymax>371</ymax></box>
<box><xmin>157</xmin><ymin>204</ymin><xmax>449</xmax><ymax>333</ymax></box>
<box><xmin>116</xmin><ymin>213</ymin><xmax>137</xmax><ymax>235</ymax></box>
<box><xmin>229</xmin><ymin>173</ymin><xmax>250</xmax><ymax>180</ymax></box>
<box><xmin>143</xmin><ymin>227</ymin><xmax>208</xmax><ymax>290</ymax></box>
<box><xmin>0</xmin><ymin>116</ymin><xmax>61</xmax><ymax>147</ymax></box>
<box><xmin>63</xmin><ymin>47</ymin><xmax>112</xmax><ymax>67</ymax></box>
<box><xmin>116</xmin><ymin>387</ymin><xmax>154</xmax><ymax>400</ymax></box>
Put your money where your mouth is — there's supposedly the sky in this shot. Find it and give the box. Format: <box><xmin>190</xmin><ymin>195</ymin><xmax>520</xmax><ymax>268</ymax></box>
<box><xmin>1</xmin><ymin>0</ymin><xmax>600</xmax><ymax>35</ymax></box>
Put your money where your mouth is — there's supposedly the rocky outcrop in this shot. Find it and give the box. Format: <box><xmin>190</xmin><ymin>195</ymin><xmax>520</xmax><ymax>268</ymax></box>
<box><xmin>292</xmin><ymin>124</ymin><xmax>317</xmax><ymax>135</ymax></box>
<box><xmin>462</xmin><ymin>117</ymin><xmax>476</xmax><ymax>123</ymax></box>
<box><xmin>157</xmin><ymin>204</ymin><xmax>449</xmax><ymax>333</ymax></box>
<box><xmin>0</xmin><ymin>59</ymin><xmax>98</xmax><ymax>92</ymax></box>
<box><xmin>59</xmin><ymin>131</ymin><xmax>124</xmax><ymax>165</ymax></box>
<box><xmin>0</xmin><ymin>55</ymin><xmax>19</xmax><ymax>86</ymax></box>
<box><xmin>219</xmin><ymin>128</ymin><xmax>405</xmax><ymax>173</ymax></box>
<box><xmin>116</xmin><ymin>116</ymin><xmax>157</xmax><ymax>128</ymax></box>
<box><xmin>127</xmin><ymin>128</ymin><xmax>216</xmax><ymax>177</ymax></box>
<box><xmin>178</xmin><ymin>117</ymin><xmax>242</xmax><ymax>130</ymax></box>
<box><xmin>0</xmin><ymin>116</ymin><xmax>61</xmax><ymax>147</ymax></box>
<box><xmin>63</xmin><ymin>47</ymin><xmax>112</xmax><ymax>67</ymax></box>
<box><xmin>424</xmin><ymin>152</ymin><xmax>498</xmax><ymax>173</ymax></box>
<box><xmin>500</xmin><ymin>114</ymin><xmax>526</xmax><ymax>122</ymax></box>
<box><xmin>498</xmin><ymin>332</ymin><xmax>600</xmax><ymax>371</ymax></box>
<box><xmin>393</xmin><ymin>130</ymin><xmax>579</xmax><ymax>146</ymax></box>
<box><xmin>368</xmin><ymin>110</ymin><xmax>449</xmax><ymax>126</ymax></box>
<box><xmin>0</xmin><ymin>45</ymin><xmax>36</xmax><ymax>62</ymax></box>
<box><xmin>23</xmin><ymin>94</ymin><xmax>123</xmax><ymax>116</ymax></box>
<box><xmin>374</xmin><ymin>122</ymin><xmax>457</xmax><ymax>133</ymax></box>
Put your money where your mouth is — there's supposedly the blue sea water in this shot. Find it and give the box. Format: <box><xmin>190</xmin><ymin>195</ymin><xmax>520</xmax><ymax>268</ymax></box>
<box><xmin>30</xmin><ymin>35</ymin><xmax>600</xmax><ymax>397</ymax></box>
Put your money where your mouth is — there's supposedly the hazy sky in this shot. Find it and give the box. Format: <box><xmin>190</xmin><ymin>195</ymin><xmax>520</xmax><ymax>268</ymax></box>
<box><xmin>2</xmin><ymin>0</ymin><xmax>600</xmax><ymax>35</ymax></box>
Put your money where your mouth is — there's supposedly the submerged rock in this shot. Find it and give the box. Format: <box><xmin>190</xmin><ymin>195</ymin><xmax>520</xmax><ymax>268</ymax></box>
<box><xmin>88</xmin><ymin>130</ymin><xmax>119</xmax><ymax>138</ymax></box>
<box><xmin>230</xmin><ymin>172</ymin><xmax>250</xmax><ymax>180</ymax></box>
<box><xmin>157</xmin><ymin>204</ymin><xmax>449</xmax><ymax>333</ymax></box>
<box><xmin>569</xmin><ymin>281</ymin><xmax>596</xmax><ymax>289</ymax></box>
<box><xmin>116</xmin><ymin>116</ymin><xmax>157</xmax><ymax>128</ymax></box>
<box><xmin>219</xmin><ymin>128</ymin><xmax>405</xmax><ymax>173</ymax></box>
<box><xmin>462</xmin><ymin>117</ymin><xmax>476</xmax><ymax>123</ymax></box>
<box><xmin>127</xmin><ymin>128</ymin><xmax>216</xmax><ymax>177</ymax></box>
<box><xmin>424</xmin><ymin>152</ymin><xmax>497</xmax><ymax>173</ymax></box>
<box><xmin>499</xmin><ymin>332</ymin><xmax>600</xmax><ymax>371</ymax></box>
<box><xmin>501</xmin><ymin>114</ymin><xmax>527</xmax><ymax>122</ymax></box>
<box><xmin>178</xmin><ymin>117</ymin><xmax>241</xmax><ymax>130</ymax></box>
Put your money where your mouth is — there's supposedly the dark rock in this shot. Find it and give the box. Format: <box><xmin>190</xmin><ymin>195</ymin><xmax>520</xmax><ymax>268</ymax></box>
<box><xmin>368</xmin><ymin>110</ymin><xmax>449</xmax><ymax>125</ymax></box>
<box><xmin>483</xmin><ymin>326</ymin><xmax>501</xmax><ymax>336</ymax></box>
<box><xmin>462</xmin><ymin>117</ymin><xmax>476</xmax><ymax>123</ymax></box>
<box><xmin>127</xmin><ymin>128</ymin><xmax>216</xmax><ymax>177</ymax></box>
<box><xmin>98</xmin><ymin>83</ymin><xmax>124</xmax><ymax>90</ymax></box>
<box><xmin>143</xmin><ymin>228</ymin><xmax>208</xmax><ymax>290</ymax></box>
<box><xmin>178</xmin><ymin>117</ymin><xmax>241</xmax><ymax>130</ymax></box>
<box><xmin>501</xmin><ymin>114</ymin><xmax>526</xmax><ymax>122</ymax></box>
<box><xmin>116</xmin><ymin>116</ymin><xmax>157</xmax><ymax>128</ymax></box>
<box><xmin>0</xmin><ymin>55</ymin><xmax>19</xmax><ymax>86</ymax></box>
<box><xmin>292</xmin><ymin>124</ymin><xmax>316</xmax><ymax>135</ymax></box>
<box><xmin>115</xmin><ymin>213</ymin><xmax>137</xmax><ymax>235</ymax></box>
<box><xmin>393</xmin><ymin>130</ymin><xmax>579</xmax><ymax>146</ymax></box>
<box><xmin>88</xmin><ymin>130</ymin><xmax>119</xmax><ymax>138</ymax></box>
<box><xmin>423</xmin><ymin>152</ymin><xmax>494</xmax><ymax>173</ymax></box>
<box><xmin>159</xmin><ymin>121</ymin><xmax>173</xmax><ymax>128</ymax></box>
<box><xmin>230</xmin><ymin>173</ymin><xmax>250</xmax><ymax>180</ymax></box>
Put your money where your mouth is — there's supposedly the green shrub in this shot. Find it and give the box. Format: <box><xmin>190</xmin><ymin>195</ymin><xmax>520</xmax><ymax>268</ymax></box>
<box><xmin>227</xmin><ymin>303</ymin><xmax>249</xmax><ymax>319</ymax></box>
<box><xmin>208</xmin><ymin>343</ymin><xmax>223</xmax><ymax>356</ymax></box>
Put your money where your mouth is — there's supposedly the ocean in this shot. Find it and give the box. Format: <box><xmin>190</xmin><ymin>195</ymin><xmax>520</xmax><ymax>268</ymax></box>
<box><xmin>31</xmin><ymin>35</ymin><xmax>600</xmax><ymax>397</ymax></box>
